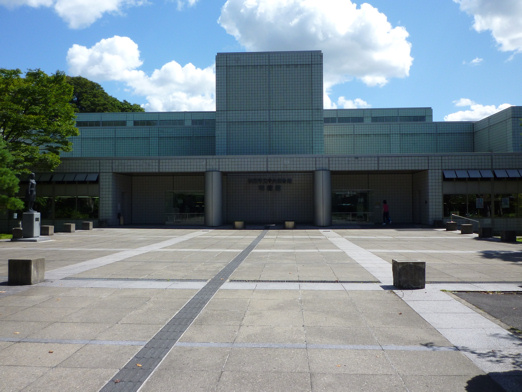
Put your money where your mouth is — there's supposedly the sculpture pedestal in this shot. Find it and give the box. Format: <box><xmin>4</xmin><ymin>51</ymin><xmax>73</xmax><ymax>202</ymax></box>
<box><xmin>22</xmin><ymin>212</ymin><xmax>40</xmax><ymax>238</ymax></box>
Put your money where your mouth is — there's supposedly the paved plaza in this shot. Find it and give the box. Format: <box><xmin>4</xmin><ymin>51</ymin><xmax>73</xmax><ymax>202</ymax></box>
<box><xmin>0</xmin><ymin>226</ymin><xmax>521</xmax><ymax>391</ymax></box>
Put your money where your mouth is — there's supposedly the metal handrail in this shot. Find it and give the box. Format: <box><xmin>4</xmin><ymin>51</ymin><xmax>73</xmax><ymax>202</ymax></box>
<box><xmin>450</xmin><ymin>214</ymin><xmax>479</xmax><ymax>224</ymax></box>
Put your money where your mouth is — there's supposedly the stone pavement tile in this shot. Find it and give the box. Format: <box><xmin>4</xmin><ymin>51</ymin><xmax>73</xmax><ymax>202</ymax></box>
<box><xmin>194</xmin><ymin>309</ymin><xmax>246</xmax><ymax>326</ymax></box>
<box><xmin>0</xmin><ymin>306</ymin><xmax>22</xmax><ymax>319</ymax></box>
<box><xmin>87</xmin><ymin>294</ymin><xmax>152</xmax><ymax>310</ymax></box>
<box><xmin>248</xmin><ymin>298</ymin><xmax>302</xmax><ymax>312</ymax></box>
<box><xmin>362</xmin><ymin>310</ymin><xmax>432</xmax><ymax>328</ymax></box>
<box><xmin>235</xmin><ymin>325</ymin><xmax>306</xmax><ymax>344</ymax></box>
<box><xmin>0</xmin><ymin>294</ymin><xmax>51</xmax><ymax>307</ymax></box>
<box><xmin>118</xmin><ymin>304</ymin><xmax>183</xmax><ymax>325</ymax></box>
<box><xmin>140</xmin><ymin>370</ymin><xmax>221</xmax><ymax>392</ymax></box>
<box><xmin>385</xmin><ymin>351</ymin><xmax>482</xmax><ymax>376</ymax></box>
<box><xmin>0</xmin><ymin>342</ymin><xmax>84</xmax><ymax>367</ymax></box>
<box><xmin>311</xmin><ymin>374</ymin><xmax>407</xmax><ymax>392</ymax></box>
<box><xmin>203</xmin><ymin>298</ymin><xmax>251</xmax><ymax>312</ymax></box>
<box><xmin>230</xmin><ymin>265</ymin><xmax>264</xmax><ymax>280</ymax></box>
<box><xmin>307</xmin><ymin>349</ymin><xmax>395</xmax><ymax>374</ymax></box>
<box><xmin>213</xmin><ymin>289</ymin><xmax>255</xmax><ymax>299</ymax></box>
<box><xmin>159</xmin><ymin>346</ymin><xmax>231</xmax><ymax>372</ymax></box>
<box><xmin>3</xmin><ymin>307</ymin><xmax>76</xmax><ymax>323</ymax></box>
<box><xmin>243</xmin><ymin>309</ymin><xmax>303</xmax><ymax>327</ymax></box>
<box><xmin>224</xmin><ymin>347</ymin><xmax>309</xmax><ymax>373</ymax></box>
<box><xmin>217</xmin><ymin>371</ymin><xmax>312</xmax><ymax>392</ymax></box>
<box><xmin>54</xmin><ymin>287</ymin><xmax>118</xmax><ymax>298</ymax></box>
<box><xmin>0</xmin><ymin>320</ymin><xmax>53</xmax><ymax>339</ymax></box>
<box><xmin>303</xmin><ymin>310</ymin><xmax>366</xmax><ymax>328</ymax></box>
<box><xmin>27</xmin><ymin>322</ymin><xmax>114</xmax><ymax>341</ymax></box>
<box><xmin>180</xmin><ymin>324</ymin><xmax>239</xmax><ymax>343</ymax></box>
<box><xmin>371</xmin><ymin>326</ymin><xmax>453</xmax><ymax>347</ymax></box>
<box><xmin>401</xmin><ymin>374</ymin><xmax>505</xmax><ymax>392</ymax></box>
<box><xmin>305</xmin><ymin>326</ymin><xmax>379</xmax><ymax>346</ymax></box>
<box><xmin>65</xmin><ymin>307</ymin><xmax>131</xmax><ymax>324</ymax></box>
<box><xmin>22</xmin><ymin>367</ymin><xmax>117</xmax><ymax>392</ymax></box>
<box><xmin>95</xmin><ymin>323</ymin><xmax>160</xmax><ymax>342</ymax></box>
<box><xmin>57</xmin><ymin>344</ymin><xmax>141</xmax><ymax>368</ymax></box>
<box><xmin>0</xmin><ymin>366</ymin><xmax>48</xmax><ymax>392</ymax></box>
<box><xmin>251</xmin><ymin>289</ymin><xmax>302</xmax><ymax>300</ymax></box>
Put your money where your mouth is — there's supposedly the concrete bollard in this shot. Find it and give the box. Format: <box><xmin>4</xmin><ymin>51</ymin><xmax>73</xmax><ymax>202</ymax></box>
<box><xmin>461</xmin><ymin>224</ymin><xmax>473</xmax><ymax>234</ymax></box>
<box><xmin>479</xmin><ymin>227</ymin><xmax>493</xmax><ymax>238</ymax></box>
<box><xmin>284</xmin><ymin>221</ymin><xmax>295</xmax><ymax>229</ymax></box>
<box><xmin>81</xmin><ymin>221</ymin><xmax>93</xmax><ymax>230</ymax></box>
<box><xmin>12</xmin><ymin>227</ymin><xmax>23</xmax><ymax>239</ymax></box>
<box><xmin>8</xmin><ymin>258</ymin><xmax>45</xmax><ymax>285</ymax></box>
<box><xmin>501</xmin><ymin>231</ymin><xmax>517</xmax><ymax>243</ymax></box>
<box><xmin>41</xmin><ymin>225</ymin><xmax>54</xmax><ymax>236</ymax></box>
<box><xmin>234</xmin><ymin>221</ymin><xmax>244</xmax><ymax>229</ymax></box>
<box><xmin>446</xmin><ymin>221</ymin><xmax>457</xmax><ymax>231</ymax></box>
<box><xmin>63</xmin><ymin>223</ymin><xmax>75</xmax><ymax>233</ymax></box>
<box><xmin>392</xmin><ymin>259</ymin><xmax>426</xmax><ymax>289</ymax></box>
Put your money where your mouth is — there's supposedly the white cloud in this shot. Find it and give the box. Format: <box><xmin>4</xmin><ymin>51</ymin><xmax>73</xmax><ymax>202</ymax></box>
<box><xmin>219</xmin><ymin>0</ymin><xmax>413</xmax><ymax>91</ymax></box>
<box><xmin>463</xmin><ymin>57</ymin><xmax>483</xmax><ymax>66</ymax></box>
<box><xmin>175</xmin><ymin>0</ymin><xmax>198</xmax><ymax>10</ymax></box>
<box><xmin>67</xmin><ymin>36</ymin><xmax>215</xmax><ymax>111</ymax></box>
<box><xmin>337</xmin><ymin>97</ymin><xmax>371</xmax><ymax>109</ymax></box>
<box><xmin>454</xmin><ymin>0</ymin><xmax>522</xmax><ymax>53</ymax></box>
<box><xmin>0</xmin><ymin>0</ymin><xmax>53</xmax><ymax>7</ymax></box>
<box><xmin>0</xmin><ymin>0</ymin><xmax>147</xmax><ymax>29</ymax></box>
<box><xmin>444</xmin><ymin>98</ymin><xmax>513</xmax><ymax>121</ymax></box>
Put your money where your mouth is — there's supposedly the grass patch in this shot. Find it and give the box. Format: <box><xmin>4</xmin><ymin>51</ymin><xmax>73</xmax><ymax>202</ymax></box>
<box><xmin>0</xmin><ymin>233</ymin><xmax>13</xmax><ymax>240</ymax></box>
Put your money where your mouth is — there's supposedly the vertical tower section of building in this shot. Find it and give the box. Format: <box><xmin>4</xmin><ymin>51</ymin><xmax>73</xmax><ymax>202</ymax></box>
<box><xmin>215</xmin><ymin>51</ymin><xmax>324</xmax><ymax>155</ymax></box>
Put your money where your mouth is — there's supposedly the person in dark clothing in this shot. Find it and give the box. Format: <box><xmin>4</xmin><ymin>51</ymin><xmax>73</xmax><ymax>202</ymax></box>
<box><xmin>382</xmin><ymin>200</ymin><xmax>391</xmax><ymax>225</ymax></box>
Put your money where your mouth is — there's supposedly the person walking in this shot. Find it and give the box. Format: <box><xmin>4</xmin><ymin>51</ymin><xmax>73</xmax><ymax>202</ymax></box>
<box><xmin>382</xmin><ymin>200</ymin><xmax>391</xmax><ymax>225</ymax></box>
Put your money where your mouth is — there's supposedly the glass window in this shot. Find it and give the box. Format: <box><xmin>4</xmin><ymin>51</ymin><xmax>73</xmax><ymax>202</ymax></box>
<box><xmin>101</xmin><ymin>121</ymin><xmax>126</xmax><ymax>127</ymax></box>
<box><xmin>133</xmin><ymin>120</ymin><xmax>158</xmax><ymax>126</ymax></box>
<box><xmin>76</xmin><ymin>121</ymin><xmax>100</xmax><ymax>127</ymax></box>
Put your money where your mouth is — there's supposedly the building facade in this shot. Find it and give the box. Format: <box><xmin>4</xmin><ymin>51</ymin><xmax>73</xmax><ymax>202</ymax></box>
<box><xmin>3</xmin><ymin>51</ymin><xmax>522</xmax><ymax>232</ymax></box>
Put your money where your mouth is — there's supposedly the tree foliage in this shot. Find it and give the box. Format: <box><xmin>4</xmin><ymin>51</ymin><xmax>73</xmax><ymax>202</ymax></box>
<box><xmin>67</xmin><ymin>76</ymin><xmax>144</xmax><ymax>113</ymax></box>
<box><xmin>0</xmin><ymin>138</ymin><xmax>24</xmax><ymax>210</ymax></box>
<box><xmin>0</xmin><ymin>68</ymin><xmax>79</xmax><ymax>210</ymax></box>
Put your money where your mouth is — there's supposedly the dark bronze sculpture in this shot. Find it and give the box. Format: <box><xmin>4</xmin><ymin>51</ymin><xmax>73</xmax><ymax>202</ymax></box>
<box><xmin>25</xmin><ymin>173</ymin><xmax>36</xmax><ymax>212</ymax></box>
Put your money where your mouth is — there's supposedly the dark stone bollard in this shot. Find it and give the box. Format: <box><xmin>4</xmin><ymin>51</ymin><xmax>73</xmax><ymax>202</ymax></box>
<box><xmin>63</xmin><ymin>223</ymin><xmax>75</xmax><ymax>233</ymax></box>
<box><xmin>501</xmin><ymin>231</ymin><xmax>517</xmax><ymax>243</ymax></box>
<box><xmin>479</xmin><ymin>227</ymin><xmax>493</xmax><ymax>238</ymax></box>
<box><xmin>41</xmin><ymin>225</ymin><xmax>54</xmax><ymax>236</ymax></box>
<box><xmin>392</xmin><ymin>260</ymin><xmax>426</xmax><ymax>290</ymax></box>
<box><xmin>446</xmin><ymin>221</ymin><xmax>457</xmax><ymax>231</ymax></box>
<box><xmin>8</xmin><ymin>258</ymin><xmax>45</xmax><ymax>285</ymax></box>
<box><xmin>81</xmin><ymin>221</ymin><xmax>93</xmax><ymax>230</ymax></box>
<box><xmin>461</xmin><ymin>224</ymin><xmax>473</xmax><ymax>234</ymax></box>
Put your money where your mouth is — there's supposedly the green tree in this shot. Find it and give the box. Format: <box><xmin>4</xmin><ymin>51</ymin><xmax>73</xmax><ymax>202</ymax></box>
<box><xmin>0</xmin><ymin>139</ymin><xmax>24</xmax><ymax>210</ymax></box>
<box><xmin>0</xmin><ymin>68</ymin><xmax>79</xmax><ymax>208</ymax></box>
<box><xmin>67</xmin><ymin>76</ymin><xmax>144</xmax><ymax>113</ymax></box>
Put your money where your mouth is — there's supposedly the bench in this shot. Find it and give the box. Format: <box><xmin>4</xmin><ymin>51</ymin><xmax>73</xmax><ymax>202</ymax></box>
<box><xmin>8</xmin><ymin>258</ymin><xmax>45</xmax><ymax>285</ymax></box>
<box><xmin>392</xmin><ymin>259</ymin><xmax>426</xmax><ymax>290</ymax></box>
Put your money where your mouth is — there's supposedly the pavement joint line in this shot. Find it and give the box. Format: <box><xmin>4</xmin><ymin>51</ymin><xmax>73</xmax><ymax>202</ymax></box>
<box><xmin>0</xmin><ymin>337</ymin><xmax>147</xmax><ymax>346</ymax></box>
<box><xmin>175</xmin><ymin>341</ymin><xmax>459</xmax><ymax>352</ymax></box>
<box><xmin>43</xmin><ymin>230</ymin><xmax>209</xmax><ymax>281</ymax></box>
<box><xmin>99</xmin><ymin>228</ymin><xmax>269</xmax><ymax>392</ymax></box>
<box><xmin>320</xmin><ymin>229</ymin><xmax>522</xmax><ymax>378</ymax></box>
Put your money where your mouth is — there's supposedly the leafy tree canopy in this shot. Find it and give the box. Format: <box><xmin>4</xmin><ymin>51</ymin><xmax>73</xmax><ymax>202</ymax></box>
<box><xmin>0</xmin><ymin>68</ymin><xmax>79</xmax><ymax>210</ymax></box>
<box><xmin>67</xmin><ymin>76</ymin><xmax>144</xmax><ymax>113</ymax></box>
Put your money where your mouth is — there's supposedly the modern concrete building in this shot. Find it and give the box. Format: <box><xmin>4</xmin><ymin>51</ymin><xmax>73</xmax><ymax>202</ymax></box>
<box><xmin>3</xmin><ymin>51</ymin><xmax>522</xmax><ymax>232</ymax></box>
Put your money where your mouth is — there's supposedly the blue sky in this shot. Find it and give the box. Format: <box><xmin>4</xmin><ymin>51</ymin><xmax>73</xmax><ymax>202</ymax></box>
<box><xmin>1</xmin><ymin>0</ymin><xmax>520</xmax><ymax>121</ymax></box>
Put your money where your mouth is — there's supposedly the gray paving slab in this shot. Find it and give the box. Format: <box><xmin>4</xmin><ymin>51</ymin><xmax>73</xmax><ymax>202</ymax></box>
<box><xmin>1</xmin><ymin>226</ymin><xmax>522</xmax><ymax>392</ymax></box>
